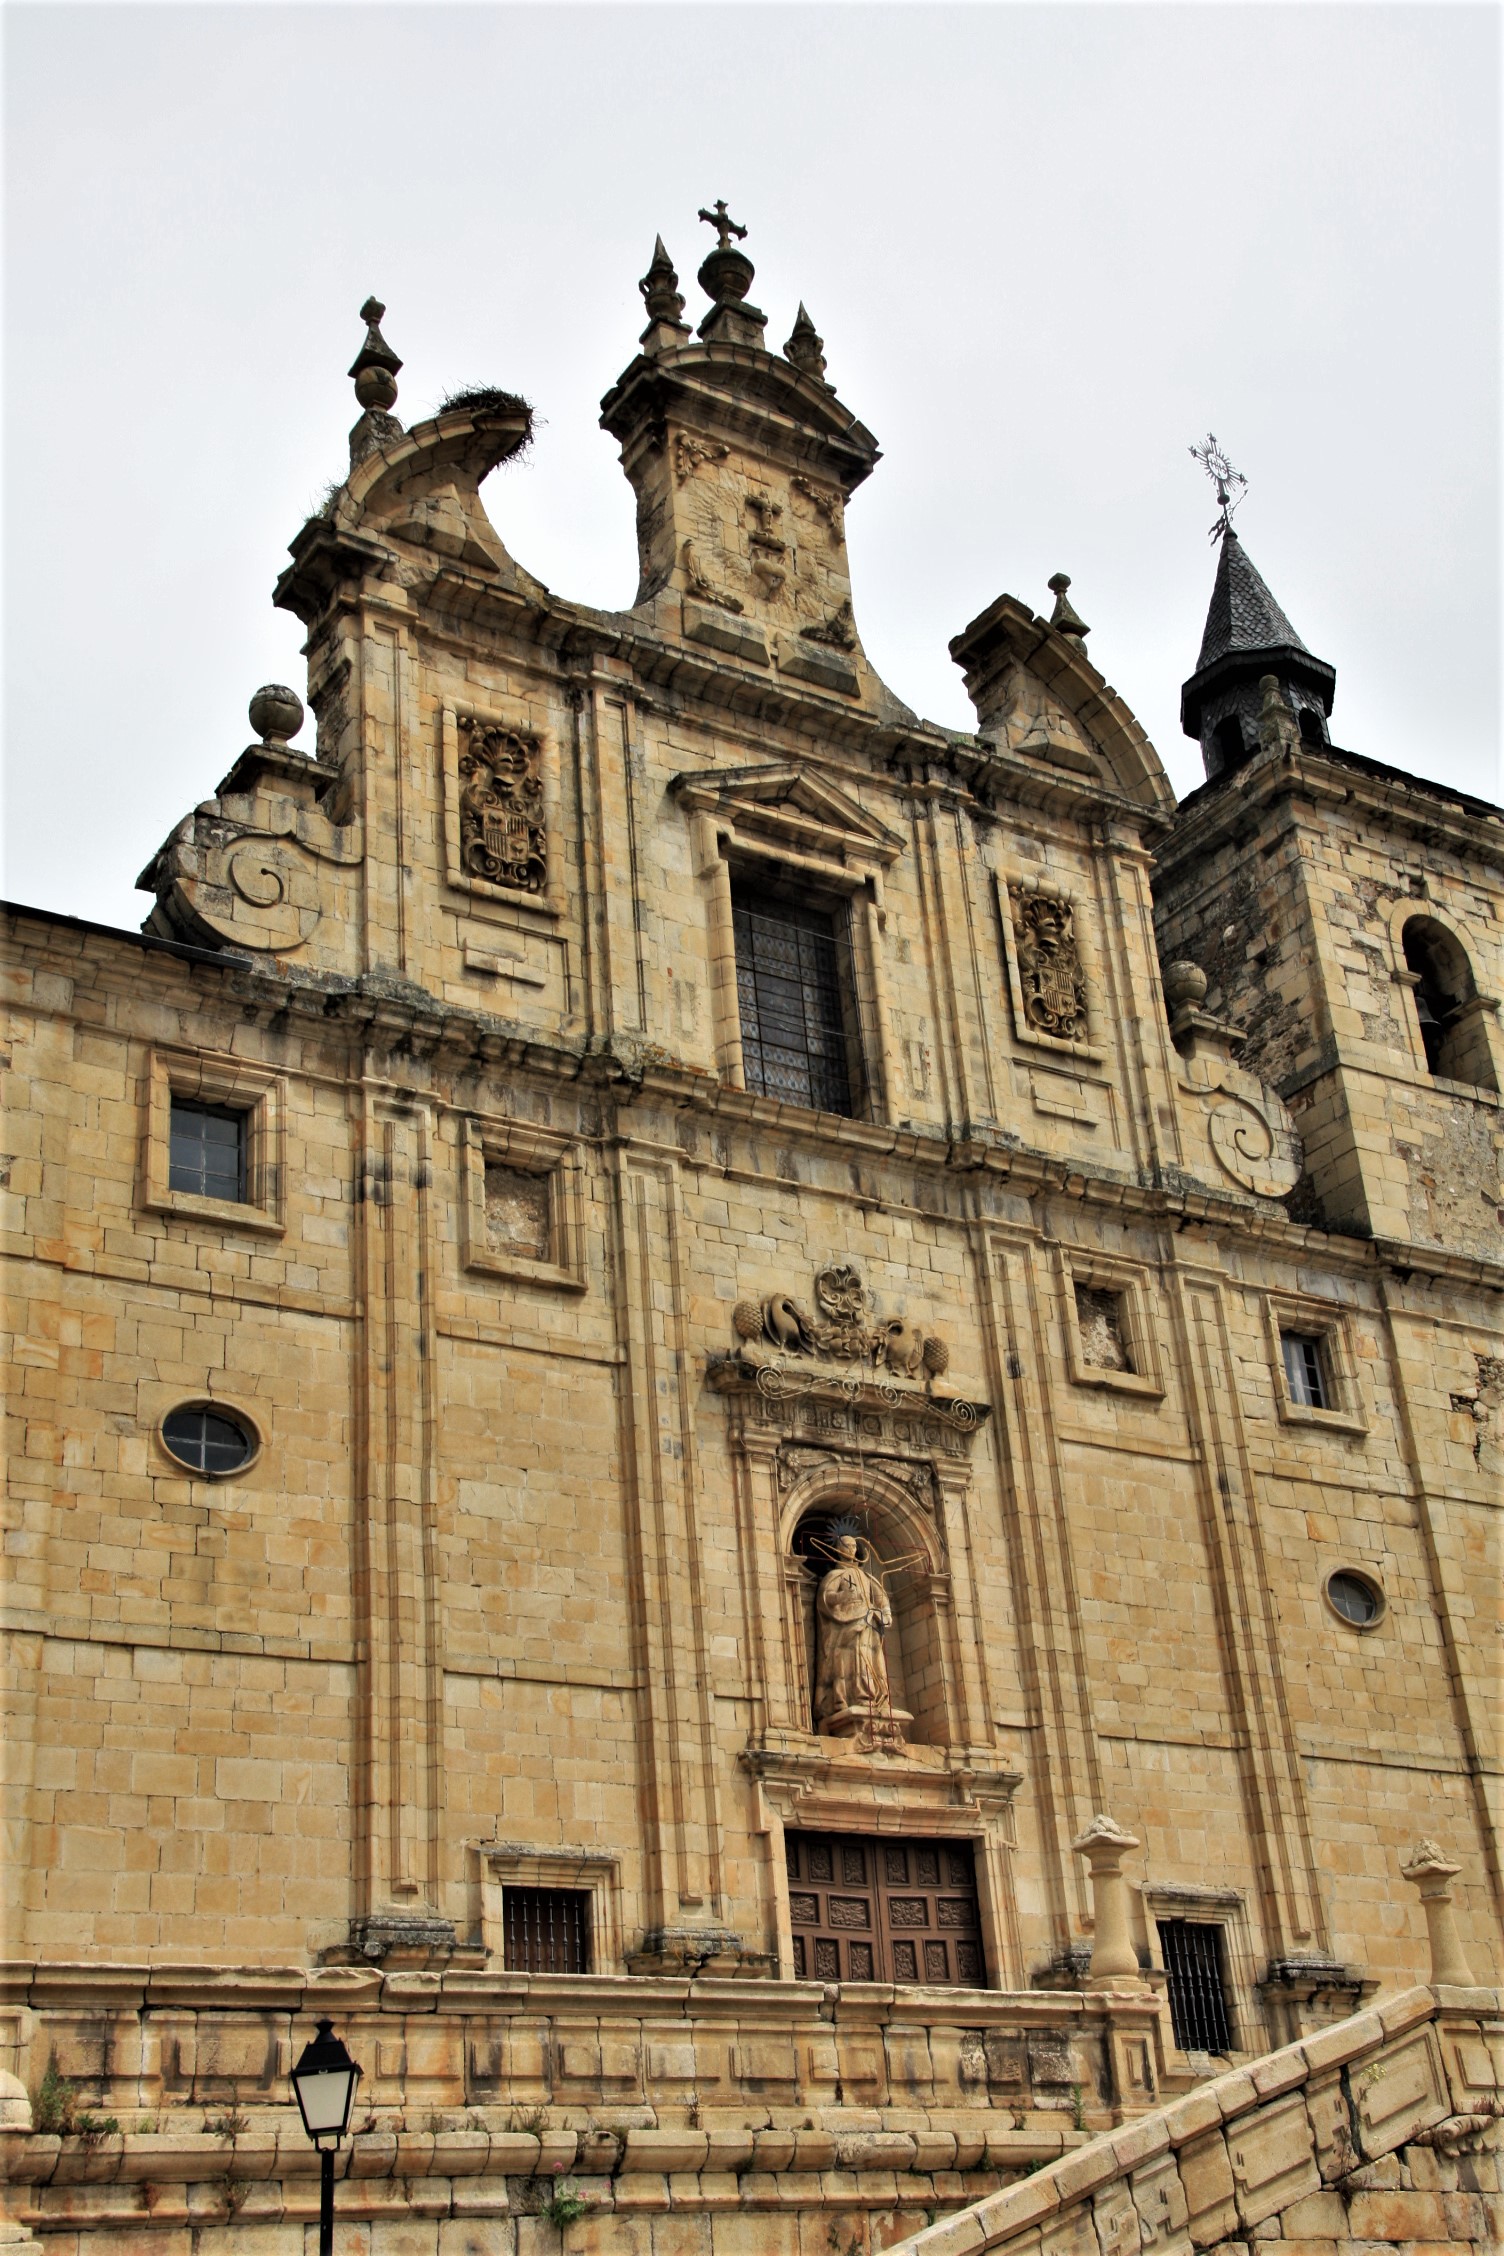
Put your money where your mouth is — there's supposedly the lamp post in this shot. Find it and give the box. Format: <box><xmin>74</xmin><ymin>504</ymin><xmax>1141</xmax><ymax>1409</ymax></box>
<box><xmin>290</xmin><ymin>2017</ymin><xmax>362</xmax><ymax>2256</ymax></box>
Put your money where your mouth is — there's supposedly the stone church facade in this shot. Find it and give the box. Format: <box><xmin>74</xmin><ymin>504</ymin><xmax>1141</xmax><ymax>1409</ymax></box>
<box><xmin>1</xmin><ymin>219</ymin><xmax>1499</xmax><ymax>2249</ymax></box>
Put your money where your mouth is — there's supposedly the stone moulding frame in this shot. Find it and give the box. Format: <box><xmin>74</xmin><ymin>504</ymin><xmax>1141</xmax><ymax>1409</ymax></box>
<box><xmin>153</xmin><ymin>1393</ymin><xmax>265</xmax><ymax>1482</ymax></box>
<box><xmin>710</xmin><ymin>1351</ymin><xmax>1025</xmax><ymax>1986</ymax></box>
<box><xmin>439</xmin><ymin>702</ymin><xmax>563</xmax><ymax>917</ymax></box>
<box><xmin>743</xmin><ymin>1742</ymin><xmax>1023</xmax><ymax>1992</ymax></box>
<box><xmin>1055</xmin><ymin>1248</ymin><xmax>1166</xmax><ymax>1400</ymax></box>
<box><xmin>1138</xmin><ymin>1879</ymin><xmax>1256</xmax><ymax>2060</ymax></box>
<box><xmin>459</xmin><ymin>1116</ymin><xmax>586</xmax><ymax>1292</ymax></box>
<box><xmin>671</xmin><ymin>763</ymin><xmax>904</xmax><ymax>1123</ymax></box>
<box><xmin>1321</xmin><ymin>1563</ymin><xmax>1387</xmax><ymax>1633</ymax></box>
<box><xmin>473</xmin><ymin>1841</ymin><xmax>624</xmax><ymax>1974</ymax></box>
<box><xmin>141</xmin><ymin>1045</ymin><xmax>285</xmax><ymax>1236</ymax></box>
<box><xmin>1262</xmin><ymin>1289</ymin><xmax>1368</xmax><ymax>1436</ymax></box>
<box><xmin>995</xmin><ymin>873</ymin><xmax>1106</xmax><ymax>1066</ymax></box>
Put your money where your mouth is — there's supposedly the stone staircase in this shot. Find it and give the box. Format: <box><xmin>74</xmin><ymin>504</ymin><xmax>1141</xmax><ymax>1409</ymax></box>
<box><xmin>884</xmin><ymin>1982</ymin><xmax>1502</xmax><ymax>2256</ymax></box>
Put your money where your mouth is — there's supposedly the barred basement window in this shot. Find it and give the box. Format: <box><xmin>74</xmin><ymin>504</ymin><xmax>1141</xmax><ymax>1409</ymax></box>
<box><xmin>169</xmin><ymin>1100</ymin><xmax>247</xmax><ymax>1202</ymax></box>
<box><xmin>732</xmin><ymin>886</ymin><xmax>856</xmax><ymax>1117</ymax></box>
<box><xmin>1281</xmin><ymin>1331</ymin><xmax>1328</xmax><ymax>1410</ymax></box>
<box><xmin>502</xmin><ymin>1886</ymin><xmax>591</xmax><ymax>1973</ymax></box>
<box><xmin>1157</xmin><ymin>1919</ymin><xmax>1233</xmax><ymax>2053</ymax></box>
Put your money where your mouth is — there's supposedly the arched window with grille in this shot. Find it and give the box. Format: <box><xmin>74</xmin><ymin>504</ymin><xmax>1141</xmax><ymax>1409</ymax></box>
<box><xmin>1400</xmin><ymin>918</ymin><xmax>1497</xmax><ymax>1091</ymax></box>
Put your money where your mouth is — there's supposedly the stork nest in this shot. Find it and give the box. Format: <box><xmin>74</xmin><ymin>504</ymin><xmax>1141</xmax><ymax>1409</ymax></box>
<box><xmin>437</xmin><ymin>385</ymin><xmax>535</xmax><ymax>451</ymax></box>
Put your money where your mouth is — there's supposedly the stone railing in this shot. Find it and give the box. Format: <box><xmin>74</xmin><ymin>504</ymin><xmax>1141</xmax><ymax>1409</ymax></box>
<box><xmin>0</xmin><ymin>1962</ymin><xmax>1176</xmax><ymax>2128</ymax></box>
<box><xmin>0</xmin><ymin>1965</ymin><xmax>1174</xmax><ymax>2246</ymax></box>
<box><xmin>884</xmin><ymin>1981</ymin><xmax>1503</xmax><ymax>2256</ymax></box>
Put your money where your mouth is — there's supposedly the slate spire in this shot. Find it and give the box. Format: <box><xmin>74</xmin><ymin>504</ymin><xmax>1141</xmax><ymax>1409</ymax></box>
<box><xmin>1194</xmin><ymin>531</ymin><xmax>1307</xmax><ymax>673</ymax></box>
<box><xmin>1181</xmin><ymin>529</ymin><xmax>1336</xmax><ymax>780</ymax></box>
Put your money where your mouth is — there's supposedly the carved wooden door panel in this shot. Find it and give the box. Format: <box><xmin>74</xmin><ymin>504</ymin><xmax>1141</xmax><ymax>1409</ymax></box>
<box><xmin>785</xmin><ymin>1831</ymin><xmax>985</xmax><ymax>1985</ymax></box>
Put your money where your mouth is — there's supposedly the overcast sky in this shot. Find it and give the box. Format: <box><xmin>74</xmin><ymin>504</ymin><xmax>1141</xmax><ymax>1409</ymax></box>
<box><xmin>5</xmin><ymin>3</ymin><xmax>1498</xmax><ymax>937</ymax></box>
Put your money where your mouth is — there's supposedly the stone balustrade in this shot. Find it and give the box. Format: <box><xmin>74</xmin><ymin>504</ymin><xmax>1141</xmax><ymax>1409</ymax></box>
<box><xmin>885</xmin><ymin>1983</ymin><xmax>1502</xmax><ymax>2256</ymax></box>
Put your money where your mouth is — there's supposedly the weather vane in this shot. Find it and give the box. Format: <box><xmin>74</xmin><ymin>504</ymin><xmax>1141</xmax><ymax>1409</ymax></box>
<box><xmin>1189</xmin><ymin>433</ymin><xmax>1248</xmax><ymax>542</ymax></box>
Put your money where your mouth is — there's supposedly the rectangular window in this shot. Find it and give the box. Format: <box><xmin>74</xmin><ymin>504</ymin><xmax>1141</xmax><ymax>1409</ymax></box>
<box><xmin>1157</xmin><ymin>1919</ymin><xmax>1234</xmax><ymax>2053</ymax></box>
<box><xmin>502</xmin><ymin>1886</ymin><xmax>591</xmax><ymax>1974</ymax></box>
<box><xmin>168</xmin><ymin>1100</ymin><xmax>247</xmax><ymax>1203</ymax></box>
<box><xmin>1281</xmin><ymin>1331</ymin><xmax>1328</xmax><ymax>1410</ymax></box>
<box><xmin>785</xmin><ymin>1831</ymin><xmax>984</xmax><ymax>1986</ymax></box>
<box><xmin>732</xmin><ymin>887</ymin><xmax>855</xmax><ymax>1117</ymax></box>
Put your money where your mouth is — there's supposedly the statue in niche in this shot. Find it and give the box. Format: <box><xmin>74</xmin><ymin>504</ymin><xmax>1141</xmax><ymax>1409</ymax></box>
<box><xmin>810</xmin><ymin>1525</ymin><xmax>907</xmax><ymax>1745</ymax></box>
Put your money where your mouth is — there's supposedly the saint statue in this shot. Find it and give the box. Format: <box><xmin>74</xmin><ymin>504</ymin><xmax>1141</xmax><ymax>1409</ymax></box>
<box><xmin>813</xmin><ymin>1533</ymin><xmax>896</xmax><ymax>1737</ymax></box>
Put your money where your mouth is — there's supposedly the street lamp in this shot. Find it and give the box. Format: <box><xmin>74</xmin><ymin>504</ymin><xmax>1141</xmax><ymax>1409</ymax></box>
<box><xmin>290</xmin><ymin>2017</ymin><xmax>362</xmax><ymax>2256</ymax></box>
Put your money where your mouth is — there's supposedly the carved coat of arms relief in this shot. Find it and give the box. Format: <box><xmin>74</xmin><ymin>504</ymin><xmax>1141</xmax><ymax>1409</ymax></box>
<box><xmin>457</xmin><ymin>718</ymin><xmax>547</xmax><ymax>894</ymax></box>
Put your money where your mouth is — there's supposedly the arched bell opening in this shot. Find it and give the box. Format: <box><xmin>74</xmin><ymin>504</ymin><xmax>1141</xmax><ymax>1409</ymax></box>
<box><xmin>1401</xmin><ymin>916</ymin><xmax>1496</xmax><ymax>1090</ymax></box>
<box><xmin>783</xmin><ymin>1484</ymin><xmax>950</xmax><ymax>1749</ymax></box>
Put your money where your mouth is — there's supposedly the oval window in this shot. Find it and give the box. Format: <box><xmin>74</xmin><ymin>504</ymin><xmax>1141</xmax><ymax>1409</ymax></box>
<box><xmin>161</xmin><ymin>1404</ymin><xmax>257</xmax><ymax>1477</ymax></box>
<box><xmin>1326</xmin><ymin>1569</ymin><xmax>1383</xmax><ymax>1629</ymax></box>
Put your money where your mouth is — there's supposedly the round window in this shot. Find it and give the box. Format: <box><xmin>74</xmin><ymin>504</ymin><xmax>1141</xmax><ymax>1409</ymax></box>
<box><xmin>1325</xmin><ymin>1569</ymin><xmax>1384</xmax><ymax>1629</ymax></box>
<box><xmin>161</xmin><ymin>1404</ymin><xmax>257</xmax><ymax>1477</ymax></box>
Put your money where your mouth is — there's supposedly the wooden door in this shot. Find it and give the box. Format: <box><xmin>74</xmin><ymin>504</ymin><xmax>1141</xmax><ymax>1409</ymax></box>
<box><xmin>784</xmin><ymin>1831</ymin><xmax>985</xmax><ymax>1985</ymax></box>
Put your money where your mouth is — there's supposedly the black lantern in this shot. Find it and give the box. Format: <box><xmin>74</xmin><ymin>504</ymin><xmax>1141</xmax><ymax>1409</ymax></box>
<box><xmin>291</xmin><ymin>2018</ymin><xmax>362</xmax><ymax>2256</ymax></box>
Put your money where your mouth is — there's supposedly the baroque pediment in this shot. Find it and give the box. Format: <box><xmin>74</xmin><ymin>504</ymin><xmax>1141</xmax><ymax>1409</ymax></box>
<box><xmin>950</xmin><ymin>591</ymin><xmax>1174</xmax><ymax>816</ymax></box>
<box><xmin>670</xmin><ymin>763</ymin><xmax>902</xmax><ymax>866</ymax></box>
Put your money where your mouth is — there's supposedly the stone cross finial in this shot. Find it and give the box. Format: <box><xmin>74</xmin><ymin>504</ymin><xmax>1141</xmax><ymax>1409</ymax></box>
<box><xmin>1072</xmin><ymin>1814</ymin><xmax>1142</xmax><ymax>1982</ymax></box>
<box><xmin>698</xmin><ymin>200</ymin><xmax>747</xmax><ymax>249</ymax></box>
<box><xmin>1400</xmin><ymin>1842</ymin><xmax>1475</xmax><ymax>1986</ymax></box>
<box><xmin>695</xmin><ymin>205</ymin><xmax>764</xmax><ymax>344</ymax></box>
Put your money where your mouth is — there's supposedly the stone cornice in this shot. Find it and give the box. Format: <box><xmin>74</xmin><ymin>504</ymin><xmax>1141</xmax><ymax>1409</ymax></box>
<box><xmin>280</xmin><ymin>547</ymin><xmax>1173</xmax><ymax>837</ymax></box>
<box><xmin>598</xmin><ymin>341</ymin><xmax>880</xmax><ymax>495</ymax></box>
<box><xmin>1160</xmin><ymin>736</ymin><xmax>1504</xmax><ymax>881</ymax></box>
<box><xmin>7</xmin><ymin>900</ymin><xmax>1503</xmax><ymax>1295</ymax></box>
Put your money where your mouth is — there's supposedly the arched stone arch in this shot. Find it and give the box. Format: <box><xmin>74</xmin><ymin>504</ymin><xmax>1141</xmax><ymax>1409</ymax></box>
<box><xmin>1385</xmin><ymin>897</ymin><xmax>1500</xmax><ymax>1091</ymax></box>
<box><xmin>778</xmin><ymin>1460</ymin><xmax>954</xmax><ymax>1748</ymax></box>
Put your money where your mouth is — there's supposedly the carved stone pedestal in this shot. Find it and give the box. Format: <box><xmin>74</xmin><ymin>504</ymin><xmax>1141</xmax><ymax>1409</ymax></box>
<box><xmin>820</xmin><ymin>1701</ymin><xmax>914</xmax><ymax>1751</ymax></box>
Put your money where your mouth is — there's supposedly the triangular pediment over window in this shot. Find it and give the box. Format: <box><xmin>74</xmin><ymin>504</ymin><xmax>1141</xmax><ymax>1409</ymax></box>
<box><xmin>670</xmin><ymin>763</ymin><xmax>903</xmax><ymax>867</ymax></box>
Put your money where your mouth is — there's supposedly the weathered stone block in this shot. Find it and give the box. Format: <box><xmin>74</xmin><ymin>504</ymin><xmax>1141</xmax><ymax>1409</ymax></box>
<box><xmin>1226</xmin><ymin>2093</ymin><xmax>1319</xmax><ymax>2227</ymax></box>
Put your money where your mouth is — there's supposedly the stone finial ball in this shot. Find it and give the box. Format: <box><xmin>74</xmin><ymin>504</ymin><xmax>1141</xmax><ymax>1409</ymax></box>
<box><xmin>249</xmin><ymin>684</ymin><xmax>305</xmax><ymax>745</ymax></box>
<box><xmin>355</xmin><ymin>364</ymin><xmax>399</xmax><ymax>412</ymax></box>
<box><xmin>1163</xmin><ymin>960</ymin><xmax>1208</xmax><ymax>1013</ymax></box>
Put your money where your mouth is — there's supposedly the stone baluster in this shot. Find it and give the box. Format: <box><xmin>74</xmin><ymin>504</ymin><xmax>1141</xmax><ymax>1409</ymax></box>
<box><xmin>1400</xmin><ymin>1841</ymin><xmax>1475</xmax><ymax>1986</ymax></box>
<box><xmin>1073</xmin><ymin>1814</ymin><xmax>1142</xmax><ymax>1980</ymax></box>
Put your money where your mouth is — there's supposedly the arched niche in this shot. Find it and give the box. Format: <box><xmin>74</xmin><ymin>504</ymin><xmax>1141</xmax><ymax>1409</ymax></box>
<box><xmin>778</xmin><ymin>1465</ymin><xmax>951</xmax><ymax>1749</ymax></box>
